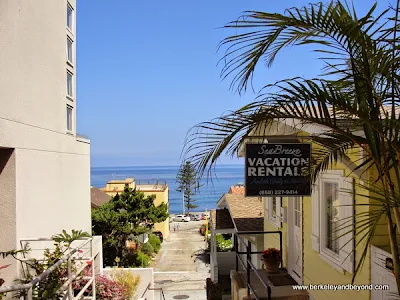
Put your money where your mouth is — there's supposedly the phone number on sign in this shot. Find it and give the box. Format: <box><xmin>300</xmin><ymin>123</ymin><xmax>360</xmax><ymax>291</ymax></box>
<box><xmin>259</xmin><ymin>190</ymin><xmax>299</xmax><ymax>196</ymax></box>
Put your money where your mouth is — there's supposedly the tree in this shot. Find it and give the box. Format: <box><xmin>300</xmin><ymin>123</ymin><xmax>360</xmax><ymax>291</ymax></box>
<box><xmin>92</xmin><ymin>185</ymin><xmax>168</xmax><ymax>267</ymax></box>
<box><xmin>183</xmin><ymin>0</ymin><xmax>400</xmax><ymax>294</ymax></box>
<box><xmin>176</xmin><ymin>161</ymin><xmax>200</xmax><ymax>214</ymax></box>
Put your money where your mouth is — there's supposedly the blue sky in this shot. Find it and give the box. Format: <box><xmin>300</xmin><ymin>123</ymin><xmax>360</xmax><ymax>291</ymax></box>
<box><xmin>76</xmin><ymin>0</ymin><xmax>382</xmax><ymax>167</ymax></box>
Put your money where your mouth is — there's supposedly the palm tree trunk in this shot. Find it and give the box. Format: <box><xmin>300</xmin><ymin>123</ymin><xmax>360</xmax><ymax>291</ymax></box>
<box><xmin>388</xmin><ymin>211</ymin><xmax>400</xmax><ymax>294</ymax></box>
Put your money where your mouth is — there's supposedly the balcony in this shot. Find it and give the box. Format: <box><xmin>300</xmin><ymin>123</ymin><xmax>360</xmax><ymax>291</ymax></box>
<box><xmin>231</xmin><ymin>231</ymin><xmax>308</xmax><ymax>300</ymax></box>
<box><xmin>135</xmin><ymin>180</ymin><xmax>168</xmax><ymax>192</ymax></box>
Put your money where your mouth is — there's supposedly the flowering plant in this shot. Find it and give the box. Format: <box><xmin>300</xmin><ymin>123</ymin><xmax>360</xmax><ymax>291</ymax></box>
<box><xmin>73</xmin><ymin>267</ymin><xmax>128</xmax><ymax>300</ymax></box>
<box><xmin>261</xmin><ymin>248</ymin><xmax>281</xmax><ymax>261</ymax></box>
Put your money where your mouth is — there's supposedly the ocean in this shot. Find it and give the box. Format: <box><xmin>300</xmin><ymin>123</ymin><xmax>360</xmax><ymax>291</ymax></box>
<box><xmin>91</xmin><ymin>165</ymin><xmax>245</xmax><ymax>214</ymax></box>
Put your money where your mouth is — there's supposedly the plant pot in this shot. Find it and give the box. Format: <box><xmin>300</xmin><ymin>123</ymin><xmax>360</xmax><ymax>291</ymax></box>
<box><xmin>125</xmin><ymin>240</ymin><xmax>137</xmax><ymax>250</ymax></box>
<box><xmin>261</xmin><ymin>259</ymin><xmax>280</xmax><ymax>273</ymax></box>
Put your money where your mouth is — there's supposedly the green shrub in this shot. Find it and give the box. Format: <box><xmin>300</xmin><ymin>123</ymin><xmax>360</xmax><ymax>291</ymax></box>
<box><xmin>216</xmin><ymin>234</ymin><xmax>233</xmax><ymax>252</ymax></box>
<box><xmin>135</xmin><ymin>251</ymin><xmax>151</xmax><ymax>267</ymax></box>
<box><xmin>110</xmin><ymin>269</ymin><xmax>141</xmax><ymax>298</ymax></box>
<box><xmin>148</xmin><ymin>234</ymin><xmax>161</xmax><ymax>253</ymax></box>
<box><xmin>141</xmin><ymin>242</ymin><xmax>154</xmax><ymax>255</ymax></box>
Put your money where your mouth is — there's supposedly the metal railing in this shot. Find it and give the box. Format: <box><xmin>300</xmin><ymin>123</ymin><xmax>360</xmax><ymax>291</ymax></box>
<box><xmin>0</xmin><ymin>237</ymin><xmax>102</xmax><ymax>300</ymax></box>
<box><xmin>136</xmin><ymin>179</ymin><xmax>168</xmax><ymax>188</ymax></box>
<box><xmin>234</xmin><ymin>231</ymin><xmax>283</xmax><ymax>300</ymax></box>
<box><xmin>141</xmin><ymin>283</ymin><xmax>166</xmax><ymax>300</ymax></box>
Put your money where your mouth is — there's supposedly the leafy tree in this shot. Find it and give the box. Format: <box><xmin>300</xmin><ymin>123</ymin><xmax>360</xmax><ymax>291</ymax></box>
<box><xmin>183</xmin><ymin>0</ymin><xmax>400</xmax><ymax>294</ymax></box>
<box><xmin>176</xmin><ymin>161</ymin><xmax>200</xmax><ymax>214</ymax></box>
<box><xmin>92</xmin><ymin>185</ymin><xmax>168</xmax><ymax>267</ymax></box>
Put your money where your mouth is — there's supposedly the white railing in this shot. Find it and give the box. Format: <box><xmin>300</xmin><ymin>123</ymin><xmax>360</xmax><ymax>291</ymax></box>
<box><xmin>0</xmin><ymin>236</ymin><xmax>102</xmax><ymax>300</ymax></box>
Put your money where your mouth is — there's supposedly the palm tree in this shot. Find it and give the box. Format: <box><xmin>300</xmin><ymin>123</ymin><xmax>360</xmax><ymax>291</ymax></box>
<box><xmin>182</xmin><ymin>0</ymin><xmax>400</xmax><ymax>293</ymax></box>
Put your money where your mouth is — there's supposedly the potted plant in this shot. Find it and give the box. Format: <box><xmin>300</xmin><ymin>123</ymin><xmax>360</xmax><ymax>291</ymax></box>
<box><xmin>125</xmin><ymin>238</ymin><xmax>138</xmax><ymax>250</ymax></box>
<box><xmin>261</xmin><ymin>248</ymin><xmax>281</xmax><ymax>273</ymax></box>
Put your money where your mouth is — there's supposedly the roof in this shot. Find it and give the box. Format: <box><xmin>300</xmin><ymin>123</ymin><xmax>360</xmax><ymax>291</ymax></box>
<box><xmin>224</xmin><ymin>194</ymin><xmax>264</xmax><ymax>232</ymax></box>
<box><xmin>107</xmin><ymin>178</ymin><xmax>134</xmax><ymax>184</ymax></box>
<box><xmin>210</xmin><ymin>209</ymin><xmax>235</xmax><ymax>230</ymax></box>
<box><xmin>229</xmin><ymin>185</ymin><xmax>245</xmax><ymax>195</ymax></box>
<box><xmin>91</xmin><ymin>187</ymin><xmax>112</xmax><ymax>208</ymax></box>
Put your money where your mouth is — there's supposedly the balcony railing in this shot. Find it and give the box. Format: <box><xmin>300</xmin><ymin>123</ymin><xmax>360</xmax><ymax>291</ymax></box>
<box><xmin>0</xmin><ymin>236</ymin><xmax>102</xmax><ymax>300</ymax></box>
<box><xmin>136</xmin><ymin>180</ymin><xmax>167</xmax><ymax>187</ymax></box>
<box><xmin>234</xmin><ymin>231</ymin><xmax>283</xmax><ymax>300</ymax></box>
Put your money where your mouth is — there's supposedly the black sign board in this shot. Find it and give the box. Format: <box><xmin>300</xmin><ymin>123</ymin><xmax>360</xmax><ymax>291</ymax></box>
<box><xmin>245</xmin><ymin>143</ymin><xmax>311</xmax><ymax>197</ymax></box>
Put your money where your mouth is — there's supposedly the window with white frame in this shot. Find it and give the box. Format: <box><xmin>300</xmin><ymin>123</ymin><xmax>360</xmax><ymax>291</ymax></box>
<box><xmin>67</xmin><ymin>4</ymin><xmax>73</xmax><ymax>31</ymax></box>
<box><xmin>311</xmin><ymin>170</ymin><xmax>354</xmax><ymax>273</ymax></box>
<box><xmin>66</xmin><ymin>106</ymin><xmax>73</xmax><ymax>131</ymax></box>
<box><xmin>265</xmin><ymin>197</ymin><xmax>281</xmax><ymax>228</ymax></box>
<box><xmin>67</xmin><ymin>71</ymin><xmax>73</xmax><ymax>97</ymax></box>
<box><xmin>67</xmin><ymin>37</ymin><xmax>73</xmax><ymax>63</ymax></box>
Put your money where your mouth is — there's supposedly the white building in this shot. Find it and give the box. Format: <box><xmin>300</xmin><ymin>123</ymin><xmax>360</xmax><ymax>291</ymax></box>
<box><xmin>0</xmin><ymin>0</ymin><xmax>92</xmax><ymax>283</ymax></box>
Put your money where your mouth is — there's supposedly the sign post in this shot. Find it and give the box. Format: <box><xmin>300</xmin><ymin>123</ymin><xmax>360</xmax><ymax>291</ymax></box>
<box><xmin>245</xmin><ymin>143</ymin><xmax>311</xmax><ymax>197</ymax></box>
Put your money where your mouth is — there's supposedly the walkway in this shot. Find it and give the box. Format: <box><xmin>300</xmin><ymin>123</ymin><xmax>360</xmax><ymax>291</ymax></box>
<box><xmin>154</xmin><ymin>221</ymin><xmax>209</xmax><ymax>300</ymax></box>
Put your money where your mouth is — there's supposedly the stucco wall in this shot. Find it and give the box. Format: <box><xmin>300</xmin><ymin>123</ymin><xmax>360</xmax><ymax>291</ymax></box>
<box><xmin>141</xmin><ymin>188</ymin><xmax>170</xmax><ymax>239</ymax></box>
<box><xmin>0</xmin><ymin>0</ymin><xmax>76</xmax><ymax>134</ymax></box>
<box><xmin>15</xmin><ymin>146</ymin><xmax>91</xmax><ymax>239</ymax></box>
<box><xmin>0</xmin><ymin>149</ymin><xmax>17</xmax><ymax>285</ymax></box>
<box><xmin>0</xmin><ymin>0</ymin><xmax>91</xmax><ymax>288</ymax></box>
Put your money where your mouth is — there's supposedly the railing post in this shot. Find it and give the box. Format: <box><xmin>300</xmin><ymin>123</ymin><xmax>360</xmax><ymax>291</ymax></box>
<box><xmin>234</xmin><ymin>234</ymin><xmax>238</xmax><ymax>271</ymax></box>
<box><xmin>279</xmin><ymin>231</ymin><xmax>283</xmax><ymax>269</ymax></box>
<box><xmin>27</xmin><ymin>286</ymin><xmax>33</xmax><ymax>300</ymax></box>
<box><xmin>91</xmin><ymin>239</ymin><xmax>96</xmax><ymax>299</ymax></box>
<box><xmin>247</xmin><ymin>240</ymin><xmax>251</xmax><ymax>296</ymax></box>
<box><xmin>67</xmin><ymin>256</ymin><xmax>73</xmax><ymax>299</ymax></box>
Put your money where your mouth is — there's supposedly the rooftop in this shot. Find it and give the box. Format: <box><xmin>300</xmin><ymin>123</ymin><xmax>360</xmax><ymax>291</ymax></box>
<box><xmin>228</xmin><ymin>185</ymin><xmax>245</xmax><ymax>195</ymax></box>
<box><xmin>213</xmin><ymin>193</ymin><xmax>264</xmax><ymax>232</ymax></box>
<box><xmin>107</xmin><ymin>178</ymin><xmax>135</xmax><ymax>184</ymax></box>
<box><xmin>91</xmin><ymin>187</ymin><xmax>112</xmax><ymax>208</ymax></box>
<box><xmin>210</xmin><ymin>209</ymin><xmax>235</xmax><ymax>230</ymax></box>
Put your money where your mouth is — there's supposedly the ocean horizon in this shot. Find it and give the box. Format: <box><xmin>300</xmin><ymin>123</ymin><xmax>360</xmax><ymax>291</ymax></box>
<box><xmin>91</xmin><ymin>164</ymin><xmax>245</xmax><ymax>214</ymax></box>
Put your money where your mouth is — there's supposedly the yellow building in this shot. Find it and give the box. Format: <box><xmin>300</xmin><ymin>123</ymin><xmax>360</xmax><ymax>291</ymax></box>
<box><xmin>100</xmin><ymin>178</ymin><xmax>170</xmax><ymax>239</ymax></box>
<box><xmin>231</xmin><ymin>119</ymin><xmax>396</xmax><ymax>300</ymax></box>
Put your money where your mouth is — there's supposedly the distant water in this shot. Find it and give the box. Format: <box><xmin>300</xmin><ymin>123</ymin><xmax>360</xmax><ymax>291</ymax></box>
<box><xmin>91</xmin><ymin>165</ymin><xmax>244</xmax><ymax>214</ymax></box>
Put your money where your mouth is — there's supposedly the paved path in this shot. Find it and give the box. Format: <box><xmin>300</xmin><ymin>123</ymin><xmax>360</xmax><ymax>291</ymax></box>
<box><xmin>153</xmin><ymin>221</ymin><xmax>209</xmax><ymax>300</ymax></box>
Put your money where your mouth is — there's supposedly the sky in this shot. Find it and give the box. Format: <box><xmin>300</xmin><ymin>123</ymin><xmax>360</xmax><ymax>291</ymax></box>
<box><xmin>76</xmin><ymin>0</ymin><xmax>384</xmax><ymax>167</ymax></box>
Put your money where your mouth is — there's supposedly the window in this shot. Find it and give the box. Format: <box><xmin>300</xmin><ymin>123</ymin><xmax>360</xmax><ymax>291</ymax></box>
<box><xmin>325</xmin><ymin>182</ymin><xmax>339</xmax><ymax>253</ymax></box>
<box><xmin>311</xmin><ymin>170</ymin><xmax>354</xmax><ymax>273</ymax></box>
<box><xmin>66</xmin><ymin>106</ymin><xmax>73</xmax><ymax>131</ymax></box>
<box><xmin>265</xmin><ymin>197</ymin><xmax>281</xmax><ymax>228</ymax></box>
<box><xmin>67</xmin><ymin>71</ymin><xmax>73</xmax><ymax>97</ymax></box>
<box><xmin>67</xmin><ymin>4</ymin><xmax>73</xmax><ymax>30</ymax></box>
<box><xmin>67</xmin><ymin>37</ymin><xmax>73</xmax><ymax>63</ymax></box>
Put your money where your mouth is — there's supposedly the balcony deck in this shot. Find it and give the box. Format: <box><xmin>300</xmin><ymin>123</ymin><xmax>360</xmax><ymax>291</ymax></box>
<box><xmin>231</xmin><ymin>269</ymin><xmax>308</xmax><ymax>300</ymax></box>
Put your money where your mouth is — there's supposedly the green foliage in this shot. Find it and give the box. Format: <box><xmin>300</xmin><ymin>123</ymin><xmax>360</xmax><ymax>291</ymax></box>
<box><xmin>135</xmin><ymin>251</ymin><xmax>151</xmax><ymax>268</ymax></box>
<box><xmin>0</xmin><ymin>230</ymin><xmax>89</xmax><ymax>299</ymax></box>
<box><xmin>216</xmin><ymin>234</ymin><xmax>233</xmax><ymax>252</ymax></box>
<box><xmin>148</xmin><ymin>234</ymin><xmax>161</xmax><ymax>253</ymax></box>
<box><xmin>110</xmin><ymin>269</ymin><xmax>141</xmax><ymax>299</ymax></box>
<box><xmin>141</xmin><ymin>242</ymin><xmax>154</xmax><ymax>255</ymax></box>
<box><xmin>176</xmin><ymin>161</ymin><xmax>201</xmax><ymax>214</ymax></box>
<box><xmin>92</xmin><ymin>185</ymin><xmax>168</xmax><ymax>267</ymax></box>
<box><xmin>52</xmin><ymin>230</ymin><xmax>90</xmax><ymax>246</ymax></box>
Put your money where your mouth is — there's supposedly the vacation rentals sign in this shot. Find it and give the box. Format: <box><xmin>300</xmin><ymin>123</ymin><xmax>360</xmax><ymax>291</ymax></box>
<box><xmin>245</xmin><ymin>143</ymin><xmax>311</xmax><ymax>197</ymax></box>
